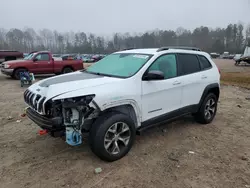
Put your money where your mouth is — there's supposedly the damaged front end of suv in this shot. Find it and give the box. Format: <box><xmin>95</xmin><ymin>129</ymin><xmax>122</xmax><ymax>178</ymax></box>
<box><xmin>25</xmin><ymin>90</ymin><xmax>100</xmax><ymax>146</ymax></box>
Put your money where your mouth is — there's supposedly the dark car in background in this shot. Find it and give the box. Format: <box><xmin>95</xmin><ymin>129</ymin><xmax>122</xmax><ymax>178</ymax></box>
<box><xmin>0</xmin><ymin>50</ymin><xmax>24</xmax><ymax>63</ymax></box>
<box><xmin>210</xmin><ymin>53</ymin><xmax>220</xmax><ymax>59</ymax></box>
<box><xmin>52</xmin><ymin>54</ymin><xmax>62</xmax><ymax>58</ymax></box>
<box><xmin>92</xmin><ymin>54</ymin><xmax>105</xmax><ymax>62</ymax></box>
<box><xmin>61</xmin><ymin>54</ymin><xmax>76</xmax><ymax>60</ymax></box>
<box><xmin>81</xmin><ymin>54</ymin><xmax>94</xmax><ymax>62</ymax></box>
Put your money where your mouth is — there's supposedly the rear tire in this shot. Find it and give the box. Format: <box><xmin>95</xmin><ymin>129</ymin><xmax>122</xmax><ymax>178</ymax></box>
<box><xmin>194</xmin><ymin>93</ymin><xmax>218</xmax><ymax>124</ymax></box>
<box><xmin>62</xmin><ymin>67</ymin><xmax>73</xmax><ymax>74</ymax></box>
<box><xmin>13</xmin><ymin>68</ymin><xmax>27</xmax><ymax>80</ymax></box>
<box><xmin>89</xmin><ymin>112</ymin><xmax>136</xmax><ymax>162</ymax></box>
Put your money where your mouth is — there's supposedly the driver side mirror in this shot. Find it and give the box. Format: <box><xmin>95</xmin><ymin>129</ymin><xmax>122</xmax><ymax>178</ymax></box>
<box><xmin>142</xmin><ymin>70</ymin><xmax>165</xmax><ymax>81</ymax></box>
<box><xmin>33</xmin><ymin>58</ymin><xmax>38</xmax><ymax>62</ymax></box>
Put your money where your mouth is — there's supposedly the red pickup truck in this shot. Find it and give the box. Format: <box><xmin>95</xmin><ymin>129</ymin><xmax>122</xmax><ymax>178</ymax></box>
<box><xmin>1</xmin><ymin>51</ymin><xmax>84</xmax><ymax>79</ymax></box>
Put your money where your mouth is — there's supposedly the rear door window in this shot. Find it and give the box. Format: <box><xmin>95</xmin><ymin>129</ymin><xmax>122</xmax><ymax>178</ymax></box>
<box><xmin>177</xmin><ymin>53</ymin><xmax>201</xmax><ymax>75</ymax></box>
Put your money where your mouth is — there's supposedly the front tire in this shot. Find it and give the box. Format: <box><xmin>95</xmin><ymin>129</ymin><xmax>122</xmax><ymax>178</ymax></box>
<box><xmin>89</xmin><ymin>112</ymin><xmax>136</xmax><ymax>162</ymax></box>
<box><xmin>13</xmin><ymin>68</ymin><xmax>27</xmax><ymax>80</ymax></box>
<box><xmin>194</xmin><ymin>93</ymin><xmax>218</xmax><ymax>124</ymax></box>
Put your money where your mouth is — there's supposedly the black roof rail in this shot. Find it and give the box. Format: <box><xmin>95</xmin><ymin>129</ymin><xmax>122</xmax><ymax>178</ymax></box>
<box><xmin>157</xmin><ymin>46</ymin><xmax>201</xmax><ymax>52</ymax></box>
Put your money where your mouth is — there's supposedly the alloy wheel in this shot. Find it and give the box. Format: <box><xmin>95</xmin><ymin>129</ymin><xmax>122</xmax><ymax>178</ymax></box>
<box><xmin>104</xmin><ymin>122</ymin><xmax>131</xmax><ymax>155</ymax></box>
<box><xmin>204</xmin><ymin>98</ymin><xmax>216</xmax><ymax>120</ymax></box>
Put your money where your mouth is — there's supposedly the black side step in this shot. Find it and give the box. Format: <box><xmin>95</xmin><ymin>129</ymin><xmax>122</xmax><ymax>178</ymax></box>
<box><xmin>136</xmin><ymin>113</ymin><xmax>190</xmax><ymax>135</ymax></box>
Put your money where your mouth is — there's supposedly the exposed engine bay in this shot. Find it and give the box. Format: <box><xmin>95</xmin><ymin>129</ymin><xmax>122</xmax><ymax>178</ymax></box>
<box><xmin>59</xmin><ymin>95</ymin><xmax>98</xmax><ymax>146</ymax></box>
<box><xmin>25</xmin><ymin>93</ymin><xmax>99</xmax><ymax>146</ymax></box>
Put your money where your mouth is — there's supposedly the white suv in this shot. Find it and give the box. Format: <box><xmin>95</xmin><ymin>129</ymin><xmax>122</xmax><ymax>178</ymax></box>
<box><xmin>24</xmin><ymin>47</ymin><xmax>220</xmax><ymax>162</ymax></box>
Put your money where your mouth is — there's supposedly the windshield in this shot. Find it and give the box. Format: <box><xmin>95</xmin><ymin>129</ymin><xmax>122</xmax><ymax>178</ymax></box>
<box><xmin>24</xmin><ymin>53</ymin><xmax>36</xmax><ymax>60</ymax></box>
<box><xmin>86</xmin><ymin>53</ymin><xmax>152</xmax><ymax>78</ymax></box>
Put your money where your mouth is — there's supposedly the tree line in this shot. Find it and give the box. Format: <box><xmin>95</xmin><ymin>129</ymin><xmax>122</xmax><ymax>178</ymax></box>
<box><xmin>0</xmin><ymin>22</ymin><xmax>250</xmax><ymax>54</ymax></box>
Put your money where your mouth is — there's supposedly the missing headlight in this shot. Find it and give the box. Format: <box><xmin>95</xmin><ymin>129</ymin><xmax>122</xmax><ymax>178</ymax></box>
<box><xmin>59</xmin><ymin>94</ymin><xmax>96</xmax><ymax>146</ymax></box>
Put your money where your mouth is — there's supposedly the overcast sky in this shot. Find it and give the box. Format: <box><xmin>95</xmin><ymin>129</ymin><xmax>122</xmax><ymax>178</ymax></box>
<box><xmin>1</xmin><ymin>0</ymin><xmax>250</xmax><ymax>35</ymax></box>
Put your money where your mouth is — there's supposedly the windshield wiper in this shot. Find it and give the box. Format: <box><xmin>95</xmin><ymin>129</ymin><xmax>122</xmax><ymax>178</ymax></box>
<box><xmin>91</xmin><ymin>72</ymin><xmax>112</xmax><ymax>77</ymax></box>
<box><xmin>84</xmin><ymin>70</ymin><xmax>125</xmax><ymax>78</ymax></box>
<box><xmin>84</xmin><ymin>70</ymin><xmax>110</xmax><ymax>76</ymax></box>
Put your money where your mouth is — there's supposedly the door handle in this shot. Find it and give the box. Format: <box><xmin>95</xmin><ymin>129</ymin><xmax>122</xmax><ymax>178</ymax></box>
<box><xmin>201</xmin><ymin>75</ymin><xmax>207</xmax><ymax>79</ymax></box>
<box><xmin>173</xmin><ymin>81</ymin><xmax>181</xmax><ymax>85</ymax></box>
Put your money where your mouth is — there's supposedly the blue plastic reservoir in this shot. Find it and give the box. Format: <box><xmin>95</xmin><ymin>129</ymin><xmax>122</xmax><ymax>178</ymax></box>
<box><xmin>65</xmin><ymin>127</ymin><xmax>82</xmax><ymax>146</ymax></box>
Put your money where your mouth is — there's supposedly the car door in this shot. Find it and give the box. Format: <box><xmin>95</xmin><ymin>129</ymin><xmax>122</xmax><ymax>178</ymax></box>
<box><xmin>141</xmin><ymin>54</ymin><xmax>182</xmax><ymax>122</ymax></box>
<box><xmin>197</xmin><ymin>54</ymin><xmax>215</xmax><ymax>89</ymax></box>
<box><xmin>33</xmin><ymin>53</ymin><xmax>53</xmax><ymax>73</ymax></box>
<box><xmin>176</xmin><ymin>53</ymin><xmax>204</xmax><ymax>109</ymax></box>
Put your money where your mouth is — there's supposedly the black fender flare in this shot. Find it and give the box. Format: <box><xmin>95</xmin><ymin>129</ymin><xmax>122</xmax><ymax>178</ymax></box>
<box><xmin>197</xmin><ymin>83</ymin><xmax>220</xmax><ymax>110</ymax></box>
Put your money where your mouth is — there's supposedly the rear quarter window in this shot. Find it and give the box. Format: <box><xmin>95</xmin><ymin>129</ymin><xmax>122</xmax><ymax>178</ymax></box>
<box><xmin>198</xmin><ymin>55</ymin><xmax>212</xmax><ymax>70</ymax></box>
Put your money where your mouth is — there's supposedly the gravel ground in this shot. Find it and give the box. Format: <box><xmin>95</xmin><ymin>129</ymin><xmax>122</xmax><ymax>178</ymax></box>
<box><xmin>0</xmin><ymin>60</ymin><xmax>250</xmax><ymax>188</ymax></box>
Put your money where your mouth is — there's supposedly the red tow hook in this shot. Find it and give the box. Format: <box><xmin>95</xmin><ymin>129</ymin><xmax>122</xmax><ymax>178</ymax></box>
<box><xmin>39</xmin><ymin>129</ymin><xmax>48</xmax><ymax>135</ymax></box>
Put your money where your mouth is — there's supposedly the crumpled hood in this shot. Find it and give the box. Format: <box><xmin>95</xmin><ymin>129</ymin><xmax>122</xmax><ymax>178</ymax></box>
<box><xmin>28</xmin><ymin>71</ymin><xmax>123</xmax><ymax>100</ymax></box>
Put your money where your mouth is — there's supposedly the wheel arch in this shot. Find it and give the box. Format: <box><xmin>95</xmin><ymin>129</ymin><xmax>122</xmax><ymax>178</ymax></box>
<box><xmin>62</xmin><ymin>65</ymin><xmax>74</xmax><ymax>72</ymax></box>
<box><xmin>13</xmin><ymin>67</ymin><xmax>28</xmax><ymax>71</ymax></box>
<box><xmin>11</xmin><ymin>67</ymin><xmax>29</xmax><ymax>79</ymax></box>
<box><xmin>13</xmin><ymin>67</ymin><xmax>29</xmax><ymax>75</ymax></box>
<box><xmin>198</xmin><ymin>83</ymin><xmax>220</xmax><ymax>110</ymax></box>
<box><xmin>100</xmin><ymin>101</ymin><xmax>141</xmax><ymax>128</ymax></box>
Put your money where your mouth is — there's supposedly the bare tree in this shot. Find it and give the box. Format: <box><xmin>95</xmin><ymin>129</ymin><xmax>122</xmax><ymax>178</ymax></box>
<box><xmin>0</xmin><ymin>22</ymin><xmax>249</xmax><ymax>54</ymax></box>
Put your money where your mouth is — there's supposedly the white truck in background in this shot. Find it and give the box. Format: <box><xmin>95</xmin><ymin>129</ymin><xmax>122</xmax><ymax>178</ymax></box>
<box><xmin>221</xmin><ymin>52</ymin><xmax>230</xmax><ymax>59</ymax></box>
<box><xmin>235</xmin><ymin>46</ymin><xmax>250</xmax><ymax>66</ymax></box>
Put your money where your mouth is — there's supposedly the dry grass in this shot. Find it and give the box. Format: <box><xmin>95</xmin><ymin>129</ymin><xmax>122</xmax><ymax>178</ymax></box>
<box><xmin>212</xmin><ymin>59</ymin><xmax>250</xmax><ymax>89</ymax></box>
<box><xmin>220</xmin><ymin>72</ymin><xmax>250</xmax><ymax>89</ymax></box>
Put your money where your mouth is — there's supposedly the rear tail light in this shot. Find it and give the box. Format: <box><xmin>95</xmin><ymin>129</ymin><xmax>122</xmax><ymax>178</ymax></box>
<box><xmin>217</xmin><ymin>67</ymin><xmax>221</xmax><ymax>74</ymax></box>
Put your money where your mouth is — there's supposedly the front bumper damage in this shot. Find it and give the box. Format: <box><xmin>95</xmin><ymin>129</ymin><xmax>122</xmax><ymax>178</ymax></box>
<box><xmin>24</xmin><ymin>89</ymin><xmax>99</xmax><ymax>145</ymax></box>
<box><xmin>26</xmin><ymin>107</ymin><xmax>63</xmax><ymax>133</ymax></box>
